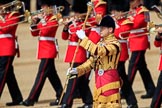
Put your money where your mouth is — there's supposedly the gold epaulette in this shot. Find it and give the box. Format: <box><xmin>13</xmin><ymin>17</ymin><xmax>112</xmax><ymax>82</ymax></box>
<box><xmin>137</xmin><ymin>6</ymin><xmax>149</xmax><ymax>14</ymax></box>
<box><xmin>9</xmin><ymin>11</ymin><xmax>19</xmax><ymax>18</ymax></box>
<box><xmin>95</xmin><ymin>0</ymin><xmax>107</xmax><ymax>8</ymax></box>
<box><xmin>49</xmin><ymin>15</ymin><xmax>57</xmax><ymax>21</ymax></box>
<box><xmin>121</xmin><ymin>19</ymin><xmax>133</xmax><ymax>25</ymax></box>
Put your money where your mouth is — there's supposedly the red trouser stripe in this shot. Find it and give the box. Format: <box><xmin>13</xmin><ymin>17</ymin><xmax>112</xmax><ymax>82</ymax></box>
<box><xmin>155</xmin><ymin>90</ymin><xmax>162</xmax><ymax>108</ymax></box>
<box><xmin>30</xmin><ymin>59</ymin><xmax>48</xmax><ymax>99</ymax></box>
<box><xmin>130</xmin><ymin>52</ymin><xmax>141</xmax><ymax>82</ymax></box>
<box><xmin>67</xmin><ymin>78</ymin><xmax>77</xmax><ymax>105</ymax></box>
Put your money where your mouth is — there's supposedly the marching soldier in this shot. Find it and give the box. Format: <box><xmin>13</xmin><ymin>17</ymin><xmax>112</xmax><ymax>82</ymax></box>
<box><xmin>150</xmin><ymin>27</ymin><xmax>162</xmax><ymax>108</ymax></box>
<box><xmin>56</xmin><ymin>0</ymin><xmax>93</xmax><ymax>108</ymax></box>
<box><xmin>69</xmin><ymin>15</ymin><xmax>122</xmax><ymax>108</ymax></box>
<box><xmin>21</xmin><ymin>0</ymin><xmax>63</xmax><ymax>106</ymax></box>
<box><xmin>88</xmin><ymin>0</ymin><xmax>108</xmax><ymax>44</ymax></box>
<box><xmin>112</xmin><ymin>1</ymin><xmax>138</xmax><ymax>108</ymax></box>
<box><xmin>0</xmin><ymin>0</ymin><xmax>23</xmax><ymax>106</ymax></box>
<box><xmin>127</xmin><ymin>0</ymin><xmax>155</xmax><ymax>99</ymax></box>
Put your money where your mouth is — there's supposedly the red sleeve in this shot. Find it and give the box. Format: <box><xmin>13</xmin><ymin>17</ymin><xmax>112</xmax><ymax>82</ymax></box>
<box><xmin>133</xmin><ymin>13</ymin><xmax>147</xmax><ymax>29</ymax></box>
<box><xmin>0</xmin><ymin>13</ymin><xmax>20</xmax><ymax>33</ymax></box>
<box><xmin>120</xmin><ymin>24</ymin><xmax>132</xmax><ymax>38</ymax></box>
<box><xmin>39</xmin><ymin>21</ymin><xmax>58</xmax><ymax>36</ymax></box>
<box><xmin>114</xmin><ymin>21</ymin><xmax>132</xmax><ymax>39</ymax></box>
<box><xmin>62</xmin><ymin>31</ymin><xmax>69</xmax><ymax>40</ymax></box>
<box><xmin>31</xmin><ymin>26</ymin><xmax>39</xmax><ymax>36</ymax></box>
<box><xmin>154</xmin><ymin>40</ymin><xmax>161</xmax><ymax>47</ymax></box>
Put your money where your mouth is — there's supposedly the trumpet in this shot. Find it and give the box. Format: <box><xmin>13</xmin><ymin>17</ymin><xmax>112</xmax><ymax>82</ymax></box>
<box><xmin>0</xmin><ymin>0</ymin><xmax>28</xmax><ymax>29</ymax></box>
<box><xmin>148</xmin><ymin>22</ymin><xmax>162</xmax><ymax>33</ymax></box>
<box><xmin>112</xmin><ymin>10</ymin><xmax>136</xmax><ymax>20</ymax></box>
<box><xmin>0</xmin><ymin>0</ymin><xmax>25</xmax><ymax>15</ymax></box>
<box><xmin>118</xmin><ymin>22</ymin><xmax>162</xmax><ymax>39</ymax></box>
<box><xmin>28</xmin><ymin>5</ymin><xmax>64</xmax><ymax>25</ymax></box>
<box><xmin>30</xmin><ymin>2</ymin><xmax>95</xmax><ymax>32</ymax></box>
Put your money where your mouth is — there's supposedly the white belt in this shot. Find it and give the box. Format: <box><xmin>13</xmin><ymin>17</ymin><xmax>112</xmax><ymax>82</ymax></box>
<box><xmin>130</xmin><ymin>29</ymin><xmax>144</xmax><ymax>34</ymax></box>
<box><xmin>118</xmin><ymin>40</ymin><xmax>127</xmax><ymax>43</ymax></box>
<box><xmin>39</xmin><ymin>36</ymin><xmax>55</xmax><ymax>41</ymax></box>
<box><xmin>69</xmin><ymin>41</ymin><xmax>78</xmax><ymax>46</ymax></box>
<box><xmin>0</xmin><ymin>34</ymin><xmax>12</xmax><ymax>38</ymax></box>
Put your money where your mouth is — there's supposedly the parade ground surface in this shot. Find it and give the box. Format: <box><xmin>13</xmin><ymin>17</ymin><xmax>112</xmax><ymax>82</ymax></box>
<box><xmin>0</xmin><ymin>4</ymin><xmax>162</xmax><ymax>108</ymax></box>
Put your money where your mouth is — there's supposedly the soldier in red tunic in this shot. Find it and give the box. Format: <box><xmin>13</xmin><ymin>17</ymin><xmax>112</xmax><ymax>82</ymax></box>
<box><xmin>88</xmin><ymin>0</ymin><xmax>108</xmax><ymax>44</ymax></box>
<box><xmin>22</xmin><ymin>0</ymin><xmax>63</xmax><ymax>106</ymax></box>
<box><xmin>127</xmin><ymin>0</ymin><xmax>155</xmax><ymax>99</ymax></box>
<box><xmin>112</xmin><ymin>1</ymin><xmax>138</xmax><ymax>108</ymax></box>
<box><xmin>150</xmin><ymin>27</ymin><xmax>162</xmax><ymax>108</ymax></box>
<box><xmin>69</xmin><ymin>15</ymin><xmax>121</xmax><ymax>108</ymax></box>
<box><xmin>0</xmin><ymin>0</ymin><xmax>23</xmax><ymax>106</ymax></box>
<box><xmin>59</xmin><ymin>0</ymin><xmax>93</xmax><ymax>108</ymax></box>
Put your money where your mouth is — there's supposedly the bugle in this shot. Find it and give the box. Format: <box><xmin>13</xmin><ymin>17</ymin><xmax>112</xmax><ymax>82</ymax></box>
<box><xmin>27</xmin><ymin>6</ymin><xmax>64</xmax><ymax>24</ymax></box>
<box><xmin>29</xmin><ymin>11</ymin><xmax>95</xmax><ymax>32</ymax></box>
<box><xmin>111</xmin><ymin>10</ymin><xmax>136</xmax><ymax>20</ymax></box>
<box><xmin>29</xmin><ymin>1</ymin><xmax>96</xmax><ymax>32</ymax></box>
<box><xmin>0</xmin><ymin>0</ymin><xmax>28</xmax><ymax>29</ymax></box>
<box><xmin>119</xmin><ymin>22</ymin><xmax>162</xmax><ymax>39</ymax></box>
<box><xmin>0</xmin><ymin>0</ymin><xmax>26</xmax><ymax>21</ymax></box>
<box><xmin>0</xmin><ymin>0</ymin><xmax>25</xmax><ymax>14</ymax></box>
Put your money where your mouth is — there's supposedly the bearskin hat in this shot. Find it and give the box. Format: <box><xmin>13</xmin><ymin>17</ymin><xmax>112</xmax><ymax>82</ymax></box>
<box><xmin>99</xmin><ymin>15</ymin><xmax>115</xmax><ymax>30</ymax></box>
<box><xmin>0</xmin><ymin>0</ymin><xmax>12</xmax><ymax>4</ymax></box>
<box><xmin>72</xmin><ymin>0</ymin><xmax>90</xmax><ymax>13</ymax></box>
<box><xmin>109</xmin><ymin>0</ymin><xmax>130</xmax><ymax>12</ymax></box>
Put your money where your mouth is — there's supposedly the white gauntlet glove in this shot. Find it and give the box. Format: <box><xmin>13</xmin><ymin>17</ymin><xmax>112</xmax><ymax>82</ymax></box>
<box><xmin>66</xmin><ymin>68</ymin><xmax>71</xmax><ymax>76</ymax></box>
<box><xmin>69</xmin><ymin>68</ymin><xmax>78</xmax><ymax>75</ymax></box>
<box><xmin>66</xmin><ymin>68</ymin><xmax>78</xmax><ymax>76</ymax></box>
<box><xmin>76</xmin><ymin>29</ymin><xmax>86</xmax><ymax>40</ymax></box>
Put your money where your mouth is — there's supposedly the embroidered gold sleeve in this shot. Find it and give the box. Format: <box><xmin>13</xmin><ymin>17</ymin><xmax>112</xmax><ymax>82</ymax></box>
<box><xmin>80</xmin><ymin>37</ymin><xmax>120</xmax><ymax>57</ymax></box>
<box><xmin>77</xmin><ymin>56</ymin><xmax>94</xmax><ymax>77</ymax></box>
<box><xmin>80</xmin><ymin>37</ymin><xmax>98</xmax><ymax>55</ymax></box>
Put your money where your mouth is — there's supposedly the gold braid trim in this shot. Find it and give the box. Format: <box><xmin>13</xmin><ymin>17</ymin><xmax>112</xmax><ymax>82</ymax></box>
<box><xmin>80</xmin><ymin>37</ymin><xmax>89</xmax><ymax>49</ymax></box>
<box><xmin>80</xmin><ymin>37</ymin><xmax>98</xmax><ymax>55</ymax></box>
<box><xmin>94</xmin><ymin>101</ymin><xmax>122</xmax><ymax>108</ymax></box>
<box><xmin>9</xmin><ymin>11</ymin><xmax>19</xmax><ymax>18</ymax></box>
<box><xmin>98</xmin><ymin>45</ymin><xmax>107</xmax><ymax>57</ymax></box>
<box><xmin>88</xmin><ymin>42</ymin><xmax>98</xmax><ymax>55</ymax></box>
<box><xmin>137</xmin><ymin>6</ymin><xmax>149</xmax><ymax>14</ymax></box>
<box><xmin>49</xmin><ymin>15</ymin><xmax>57</xmax><ymax>21</ymax></box>
<box><xmin>121</xmin><ymin>19</ymin><xmax>133</xmax><ymax>25</ymax></box>
<box><xmin>96</xmin><ymin>93</ymin><xmax>121</xmax><ymax>103</ymax></box>
<box><xmin>77</xmin><ymin>56</ymin><xmax>94</xmax><ymax>77</ymax></box>
<box><xmin>94</xmin><ymin>81</ymin><xmax>121</xmax><ymax>100</ymax></box>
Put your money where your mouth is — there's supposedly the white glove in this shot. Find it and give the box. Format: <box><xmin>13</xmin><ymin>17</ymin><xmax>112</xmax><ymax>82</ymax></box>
<box><xmin>69</xmin><ymin>68</ymin><xmax>78</xmax><ymax>75</ymax></box>
<box><xmin>66</xmin><ymin>68</ymin><xmax>78</xmax><ymax>76</ymax></box>
<box><xmin>115</xmin><ymin>21</ymin><xmax>120</xmax><ymax>29</ymax></box>
<box><xmin>66</xmin><ymin>68</ymin><xmax>71</xmax><ymax>76</ymax></box>
<box><xmin>76</xmin><ymin>29</ymin><xmax>86</xmax><ymax>40</ymax></box>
